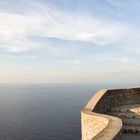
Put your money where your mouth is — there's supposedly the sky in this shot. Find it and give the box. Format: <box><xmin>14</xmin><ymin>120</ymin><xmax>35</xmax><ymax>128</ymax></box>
<box><xmin>0</xmin><ymin>0</ymin><xmax>140</xmax><ymax>83</ymax></box>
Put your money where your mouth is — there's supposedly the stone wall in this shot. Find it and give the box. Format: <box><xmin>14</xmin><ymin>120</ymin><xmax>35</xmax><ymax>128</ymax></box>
<box><xmin>81</xmin><ymin>112</ymin><xmax>109</xmax><ymax>140</ymax></box>
<box><xmin>81</xmin><ymin>87</ymin><xmax>140</xmax><ymax>140</ymax></box>
<box><xmin>94</xmin><ymin>88</ymin><xmax>140</xmax><ymax>113</ymax></box>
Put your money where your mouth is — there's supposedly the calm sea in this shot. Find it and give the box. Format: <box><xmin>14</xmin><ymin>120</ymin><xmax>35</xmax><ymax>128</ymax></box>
<box><xmin>0</xmin><ymin>83</ymin><xmax>138</xmax><ymax>140</ymax></box>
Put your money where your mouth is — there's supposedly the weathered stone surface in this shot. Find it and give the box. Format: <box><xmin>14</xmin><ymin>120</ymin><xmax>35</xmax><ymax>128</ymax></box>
<box><xmin>81</xmin><ymin>90</ymin><xmax>122</xmax><ymax>140</ymax></box>
<box><xmin>109</xmin><ymin>104</ymin><xmax>140</xmax><ymax>118</ymax></box>
<box><xmin>122</xmin><ymin>118</ymin><xmax>140</xmax><ymax>126</ymax></box>
<box><xmin>108</xmin><ymin>112</ymin><xmax>136</xmax><ymax>118</ymax></box>
<box><xmin>108</xmin><ymin>104</ymin><xmax>140</xmax><ymax>135</ymax></box>
<box><xmin>81</xmin><ymin>87</ymin><xmax>140</xmax><ymax>140</ymax></box>
<box><xmin>123</xmin><ymin>125</ymin><xmax>140</xmax><ymax>133</ymax></box>
<box><xmin>81</xmin><ymin>112</ymin><xmax>109</xmax><ymax>140</ymax></box>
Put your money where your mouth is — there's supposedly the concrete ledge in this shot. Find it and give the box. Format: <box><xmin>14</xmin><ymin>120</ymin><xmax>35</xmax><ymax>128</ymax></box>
<box><xmin>81</xmin><ymin>90</ymin><xmax>123</xmax><ymax>140</ymax></box>
<box><xmin>81</xmin><ymin>111</ymin><xmax>109</xmax><ymax>139</ymax></box>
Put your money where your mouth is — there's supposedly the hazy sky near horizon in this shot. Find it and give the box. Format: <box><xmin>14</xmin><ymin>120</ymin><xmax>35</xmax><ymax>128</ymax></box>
<box><xmin>0</xmin><ymin>0</ymin><xmax>140</xmax><ymax>83</ymax></box>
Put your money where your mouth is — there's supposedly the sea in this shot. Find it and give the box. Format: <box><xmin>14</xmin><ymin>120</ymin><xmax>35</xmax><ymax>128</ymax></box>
<box><xmin>0</xmin><ymin>83</ymin><xmax>139</xmax><ymax>140</ymax></box>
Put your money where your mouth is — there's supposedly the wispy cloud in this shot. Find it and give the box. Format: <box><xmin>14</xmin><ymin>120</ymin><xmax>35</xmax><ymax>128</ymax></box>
<box><xmin>59</xmin><ymin>59</ymin><xmax>82</xmax><ymax>65</ymax></box>
<box><xmin>0</xmin><ymin>0</ymin><xmax>127</xmax><ymax>54</ymax></box>
<box><xmin>73</xmin><ymin>60</ymin><xmax>82</xmax><ymax>65</ymax></box>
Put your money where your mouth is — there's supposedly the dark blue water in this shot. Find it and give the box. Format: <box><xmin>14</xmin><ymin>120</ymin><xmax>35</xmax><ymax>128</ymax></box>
<box><xmin>0</xmin><ymin>83</ymin><xmax>139</xmax><ymax>140</ymax></box>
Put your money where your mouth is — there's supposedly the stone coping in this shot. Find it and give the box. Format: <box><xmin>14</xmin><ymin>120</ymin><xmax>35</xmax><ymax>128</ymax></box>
<box><xmin>81</xmin><ymin>90</ymin><xmax>123</xmax><ymax>140</ymax></box>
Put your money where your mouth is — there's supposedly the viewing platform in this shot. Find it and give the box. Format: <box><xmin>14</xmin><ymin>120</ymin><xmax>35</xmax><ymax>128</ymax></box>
<box><xmin>81</xmin><ymin>87</ymin><xmax>140</xmax><ymax>140</ymax></box>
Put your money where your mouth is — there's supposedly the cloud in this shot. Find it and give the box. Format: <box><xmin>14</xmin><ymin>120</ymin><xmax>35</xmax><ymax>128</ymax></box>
<box><xmin>93</xmin><ymin>56</ymin><xmax>132</xmax><ymax>64</ymax></box>
<box><xmin>111</xmin><ymin>27</ymin><xmax>140</xmax><ymax>54</ymax></box>
<box><xmin>59</xmin><ymin>59</ymin><xmax>82</xmax><ymax>65</ymax></box>
<box><xmin>0</xmin><ymin>0</ymin><xmax>127</xmax><ymax>54</ymax></box>
<box><xmin>73</xmin><ymin>60</ymin><xmax>82</xmax><ymax>65</ymax></box>
<box><xmin>0</xmin><ymin>12</ymin><xmax>40</xmax><ymax>53</ymax></box>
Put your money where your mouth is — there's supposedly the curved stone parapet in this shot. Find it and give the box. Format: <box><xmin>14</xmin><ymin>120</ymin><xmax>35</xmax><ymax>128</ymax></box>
<box><xmin>81</xmin><ymin>87</ymin><xmax>140</xmax><ymax>140</ymax></box>
<box><xmin>81</xmin><ymin>90</ymin><xmax>123</xmax><ymax>140</ymax></box>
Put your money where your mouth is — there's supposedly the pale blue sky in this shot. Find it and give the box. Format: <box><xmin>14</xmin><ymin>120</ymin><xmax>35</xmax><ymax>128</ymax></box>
<box><xmin>0</xmin><ymin>0</ymin><xmax>140</xmax><ymax>83</ymax></box>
